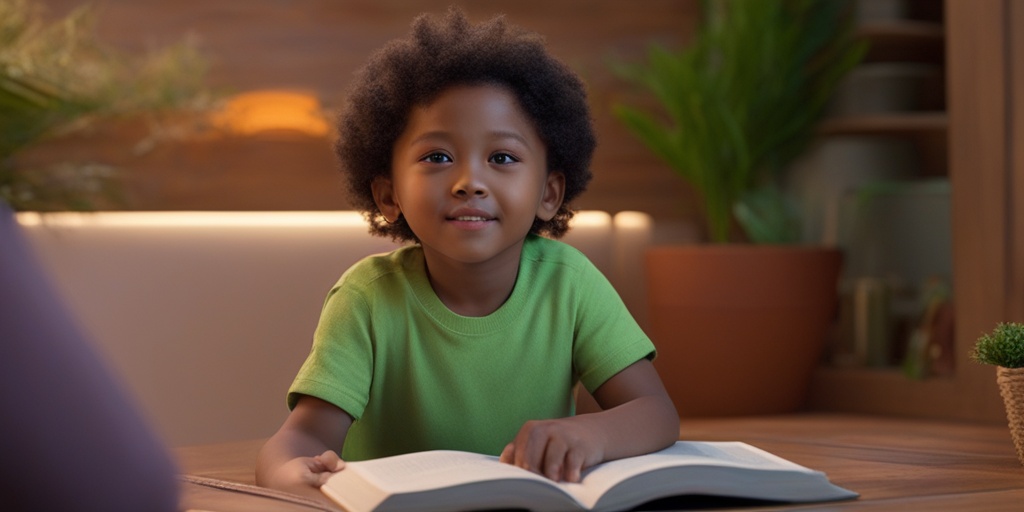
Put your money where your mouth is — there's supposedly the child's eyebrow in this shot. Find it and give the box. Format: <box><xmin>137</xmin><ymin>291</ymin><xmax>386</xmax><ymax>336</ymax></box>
<box><xmin>488</xmin><ymin>130</ymin><xmax>532</xmax><ymax>148</ymax></box>
<box><xmin>410</xmin><ymin>130</ymin><xmax>533</xmax><ymax>149</ymax></box>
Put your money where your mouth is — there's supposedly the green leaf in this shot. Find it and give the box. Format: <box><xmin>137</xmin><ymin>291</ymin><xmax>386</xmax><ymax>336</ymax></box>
<box><xmin>0</xmin><ymin>0</ymin><xmax>215</xmax><ymax>211</ymax></box>
<box><xmin>733</xmin><ymin>187</ymin><xmax>801</xmax><ymax>244</ymax></box>
<box><xmin>611</xmin><ymin>0</ymin><xmax>864</xmax><ymax>243</ymax></box>
<box><xmin>972</xmin><ymin>323</ymin><xmax>1024</xmax><ymax>368</ymax></box>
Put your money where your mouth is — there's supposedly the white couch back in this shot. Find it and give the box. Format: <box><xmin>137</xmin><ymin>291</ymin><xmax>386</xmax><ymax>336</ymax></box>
<box><xmin>17</xmin><ymin>211</ymin><xmax>651</xmax><ymax>446</ymax></box>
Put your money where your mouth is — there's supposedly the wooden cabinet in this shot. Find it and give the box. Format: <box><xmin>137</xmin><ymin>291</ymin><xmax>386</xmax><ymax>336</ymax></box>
<box><xmin>808</xmin><ymin>0</ymin><xmax>1023</xmax><ymax>423</ymax></box>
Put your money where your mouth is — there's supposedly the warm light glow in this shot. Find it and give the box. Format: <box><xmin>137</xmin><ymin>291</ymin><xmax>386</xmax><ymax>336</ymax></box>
<box><xmin>211</xmin><ymin>90</ymin><xmax>331</xmax><ymax>136</ymax></box>
<box><xmin>613</xmin><ymin>211</ymin><xmax>652</xmax><ymax>230</ymax></box>
<box><xmin>570</xmin><ymin>210</ymin><xmax>612</xmax><ymax>228</ymax></box>
<box><xmin>16</xmin><ymin>211</ymin><xmax>367</xmax><ymax>228</ymax></box>
<box><xmin>16</xmin><ymin>210</ymin><xmax>628</xmax><ymax>230</ymax></box>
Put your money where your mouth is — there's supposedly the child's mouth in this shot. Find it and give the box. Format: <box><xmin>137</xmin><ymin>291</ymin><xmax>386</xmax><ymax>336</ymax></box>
<box><xmin>446</xmin><ymin>213</ymin><xmax>496</xmax><ymax>230</ymax></box>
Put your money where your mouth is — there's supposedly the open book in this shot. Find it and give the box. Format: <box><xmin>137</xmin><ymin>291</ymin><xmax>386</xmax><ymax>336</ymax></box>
<box><xmin>320</xmin><ymin>441</ymin><xmax>858</xmax><ymax>512</ymax></box>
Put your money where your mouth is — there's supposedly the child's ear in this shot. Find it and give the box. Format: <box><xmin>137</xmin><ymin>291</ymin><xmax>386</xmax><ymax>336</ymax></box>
<box><xmin>371</xmin><ymin>177</ymin><xmax>402</xmax><ymax>223</ymax></box>
<box><xmin>536</xmin><ymin>171</ymin><xmax>566</xmax><ymax>221</ymax></box>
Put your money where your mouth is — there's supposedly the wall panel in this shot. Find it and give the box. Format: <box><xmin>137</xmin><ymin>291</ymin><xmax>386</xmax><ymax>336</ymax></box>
<box><xmin>31</xmin><ymin>0</ymin><xmax>700</xmax><ymax>226</ymax></box>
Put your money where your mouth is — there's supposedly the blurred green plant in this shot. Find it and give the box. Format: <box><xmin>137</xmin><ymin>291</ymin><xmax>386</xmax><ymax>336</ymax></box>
<box><xmin>972</xmin><ymin>323</ymin><xmax>1024</xmax><ymax>369</ymax></box>
<box><xmin>0</xmin><ymin>0</ymin><xmax>213</xmax><ymax>210</ymax></box>
<box><xmin>612</xmin><ymin>0</ymin><xmax>866</xmax><ymax>243</ymax></box>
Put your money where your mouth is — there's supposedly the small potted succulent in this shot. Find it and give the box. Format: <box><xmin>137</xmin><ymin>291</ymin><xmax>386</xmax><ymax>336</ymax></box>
<box><xmin>971</xmin><ymin>322</ymin><xmax>1024</xmax><ymax>465</ymax></box>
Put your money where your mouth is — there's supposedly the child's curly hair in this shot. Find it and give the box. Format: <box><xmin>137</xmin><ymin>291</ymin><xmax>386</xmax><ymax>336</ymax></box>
<box><xmin>336</xmin><ymin>8</ymin><xmax>595</xmax><ymax>241</ymax></box>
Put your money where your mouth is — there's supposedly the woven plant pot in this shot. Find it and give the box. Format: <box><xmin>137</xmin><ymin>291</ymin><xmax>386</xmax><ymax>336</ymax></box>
<box><xmin>996</xmin><ymin>366</ymin><xmax>1024</xmax><ymax>466</ymax></box>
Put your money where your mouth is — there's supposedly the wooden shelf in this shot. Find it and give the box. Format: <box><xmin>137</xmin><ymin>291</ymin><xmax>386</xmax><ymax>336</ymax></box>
<box><xmin>858</xmin><ymin>21</ymin><xmax>945</xmax><ymax>64</ymax></box>
<box><xmin>818</xmin><ymin>112</ymin><xmax>948</xmax><ymax>136</ymax></box>
<box><xmin>806</xmin><ymin>2</ymin><xmax>1021</xmax><ymax>424</ymax></box>
<box><xmin>859</xmin><ymin>20</ymin><xmax>945</xmax><ymax>41</ymax></box>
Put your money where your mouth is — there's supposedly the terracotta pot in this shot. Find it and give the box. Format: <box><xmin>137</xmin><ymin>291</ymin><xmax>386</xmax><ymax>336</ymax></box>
<box><xmin>996</xmin><ymin>366</ymin><xmax>1024</xmax><ymax>466</ymax></box>
<box><xmin>646</xmin><ymin>245</ymin><xmax>842</xmax><ymax>417</ymax></box>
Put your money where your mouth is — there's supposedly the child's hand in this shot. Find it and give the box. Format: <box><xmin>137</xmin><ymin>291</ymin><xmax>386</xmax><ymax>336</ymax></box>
<box><xmin>499</xmin><ymin>418</ymin><xmax>604</xmax><ymax>483</ymax></box>
<box><xmin>264</xmin><ymin>450</ymin><xmax>345</xmax><ymax>498</ymax></box>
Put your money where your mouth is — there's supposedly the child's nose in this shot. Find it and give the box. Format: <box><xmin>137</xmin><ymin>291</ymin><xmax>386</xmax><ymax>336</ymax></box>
<box><xmin>451</xmin><ymin>163</ymin><xmax>488</xmax><ymax>197</ymax></box>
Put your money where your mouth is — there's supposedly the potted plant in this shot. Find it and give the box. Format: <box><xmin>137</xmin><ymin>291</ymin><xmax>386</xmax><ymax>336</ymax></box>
<box><xmin>971</xmin><ymin>322</ymin><xmax>1024</xmax><ymax>465</ymax></box>
<box><xmin>612</xmin><ymin>0</ymin><xmax>866</xmax><ymax>416</ymax></box>
<box><xmin>1</xmin><ymin>0</ymin><xmax>213</xmax><ymax>211</ymax></box>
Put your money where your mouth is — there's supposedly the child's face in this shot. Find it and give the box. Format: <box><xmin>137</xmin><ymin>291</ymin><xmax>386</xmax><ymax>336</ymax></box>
<box><xmin>375</xmin><ymin>84</ymin><xmax>564</xmax><ymax>266</ymax></box>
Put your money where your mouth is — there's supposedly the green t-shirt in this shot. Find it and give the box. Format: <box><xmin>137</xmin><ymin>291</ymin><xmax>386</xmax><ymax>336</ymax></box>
<box><xmin>287</xmin><ymin>234</ymin><xmax>655</xmax><ymax>461</ymax></box>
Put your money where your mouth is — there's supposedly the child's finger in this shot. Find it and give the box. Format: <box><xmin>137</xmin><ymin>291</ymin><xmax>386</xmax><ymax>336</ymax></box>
<box><xmin>515</xmin><ymin>425</ymin><xmax>550</xmax><ymax>474</ymax></box>
<box><xmin>499</xmin><ymin>443</ymin><xmax>515</xmax><ymax>464</ymax></box>
<box><xmin>564</xmin><ymin>448</ymin><xmax>586</xmax><ymax>483</ymax></box>
<box><xmin>300</xmin><ymin>458</ymin><xmax>329</xmax><ymax>487</ymax></box>
<box><xmin>314</xmin><ymin>468</ymin><xmax>339</xmax><ymax>487</ymax></box>
<box><xmin>542</xmin><ymin>440</ymin><xmax>568</xmax><ymax>481</ymax></box>
<box><xmin>316</xmin><ymin>449</ymin><xmax>346</xmax><ymax>472</ymax></box>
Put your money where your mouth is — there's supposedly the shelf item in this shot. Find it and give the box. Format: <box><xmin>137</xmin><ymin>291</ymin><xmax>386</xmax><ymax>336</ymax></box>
<box><xmin>788</xmin><ymin>136</ymin><xmax>919</xmax><ymax>244</ymax></box>
<box><xmin>858</xmin><ymin>21</ymin><xmax>945</xmax><ymax>64</ymax></box>
<box><xmin>829</xmin><ymin>63</ymin><xmax>944</xmax><ymax>116</ymax></box>
<box><xmin>819</xmin><ymin>112</ymin><xmax>947</xmax><ymax>135</ymax></box>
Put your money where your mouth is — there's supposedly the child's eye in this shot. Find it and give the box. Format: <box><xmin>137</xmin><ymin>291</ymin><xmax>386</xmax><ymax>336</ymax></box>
<box><xmin>422</xmin><ymin>152</ymin><xmax>452</xmax><ymax>164</ymax></box>
<box><xmin>489</xmin><ymin>153</ymin><xmax>519</xmax><ymax>165</ymax></box>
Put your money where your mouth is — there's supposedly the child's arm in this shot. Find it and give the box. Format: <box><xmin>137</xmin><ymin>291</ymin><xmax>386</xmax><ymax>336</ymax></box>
<box><xmin>256</xmin><ymin>395</ymin><xmax>353</xmax><ymax>500</ymax></box>
<box><xmin>499</xmin><ymin>358</ymin><xmax>679</xmax><ymax>482</ymax></box>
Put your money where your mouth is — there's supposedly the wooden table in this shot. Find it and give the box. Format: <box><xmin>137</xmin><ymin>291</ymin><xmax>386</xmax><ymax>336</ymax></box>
<box><xmin>176</xmin><ymin>413</ymin><xmax>1024</xmax><ymax>511</ymax></box>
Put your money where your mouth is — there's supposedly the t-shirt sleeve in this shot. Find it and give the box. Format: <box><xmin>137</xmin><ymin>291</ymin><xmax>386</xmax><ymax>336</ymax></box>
<box><xmin>572</xmin><ymin>261</ymin><xmax>657</xmax><ymax>393</ymax></box>
<box><xmin>287</xmin><ymin>278</ymin><xmax>374</xmax><ymax>420</ymax></box>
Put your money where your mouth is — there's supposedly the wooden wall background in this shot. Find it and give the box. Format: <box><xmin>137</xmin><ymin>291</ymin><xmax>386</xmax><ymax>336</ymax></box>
<box><xmin>31</xmin><ymin>0</ymin><xmax>703</xmax><ymax>235</ymax></box>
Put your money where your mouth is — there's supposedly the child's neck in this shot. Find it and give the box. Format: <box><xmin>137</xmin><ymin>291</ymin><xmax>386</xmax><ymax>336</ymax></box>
<box><xmin>420</xmin><ymin>243</ymin><xmax>523</xmax><ymax>317</ymax></box>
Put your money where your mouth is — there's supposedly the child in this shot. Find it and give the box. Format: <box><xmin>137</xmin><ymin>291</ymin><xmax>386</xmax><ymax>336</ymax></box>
<box><xmin>256</xmin><ymin>8</ymin><xmax>679</xmax><ymax>501</ymax></box>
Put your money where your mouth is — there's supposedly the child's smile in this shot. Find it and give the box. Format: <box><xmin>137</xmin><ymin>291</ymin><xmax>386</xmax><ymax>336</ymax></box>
<box><xmin>446</xmin><ymin>206</ymin><xmax>496</xmax><ymax>230</ymax></box>
<box><xmin>378</xmin><ymin>84</ymin><xmax>564</xmax><ymax>272</ymax></box>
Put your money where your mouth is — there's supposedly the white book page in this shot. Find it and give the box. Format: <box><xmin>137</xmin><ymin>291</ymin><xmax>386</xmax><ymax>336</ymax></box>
<box><xmin>586</xmin><ymin>442</ymin><xmax>810</xmax><ymax>488</ymax></box>
<box><xmin>562</xmin><ymin>441</ymin><xmax>816</xmax><ymax>508</ymax></box>
<box><xmin>323</xmin><ymin>451</ymin><xmax>587</xmax><ymax>512</ymax></box>
<box><xmin>342</xmin><ymin>450</ymin><xmax>555</xmax><ymax>494</ymax></box>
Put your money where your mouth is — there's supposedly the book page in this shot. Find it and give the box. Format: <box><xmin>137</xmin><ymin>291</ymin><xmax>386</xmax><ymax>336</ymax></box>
<box><xmin>340</xmin><ymin>450</ymin><xmax>555</xmax><ymax>494</ymax></box>
<box><xmin>563</xmin><ymin>441</ymin><xmax>827</xmax><ymax>509</ymax></box>
<box><xmin>323</xmin><ymin>451</ymin><xmax>586</xmax><ymax>512</ymax></box>
<box><xmin>582</xmin><ymin>442</ymin><xmax>810</xmax><ymax>490</ymax></box>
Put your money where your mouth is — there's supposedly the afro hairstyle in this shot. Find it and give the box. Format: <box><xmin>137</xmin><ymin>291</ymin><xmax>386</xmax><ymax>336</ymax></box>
<box><xmin>335</xmin><ymin>7</ymin><xmax>596</xmax><ymax>242</ymax></box>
